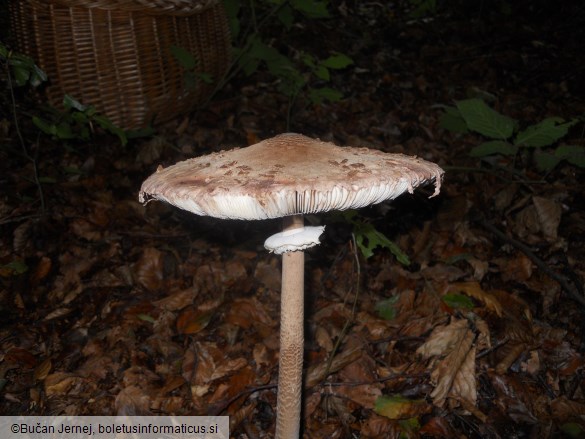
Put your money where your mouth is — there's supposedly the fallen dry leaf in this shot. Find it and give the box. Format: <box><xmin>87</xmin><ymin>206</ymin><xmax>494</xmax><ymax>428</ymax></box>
<box><xmin>335</xmin><ymin>355</ymin><xmax>383</xmax><ymax>408</ymax></box>
<box><xmin>30</xmin><ymin>255</ymin><xmax>52</xmax><ymax>286</ymax></box>
<box><xmin>224</xmin><ymin>297</ymin><xmax>275</xmax><ymax>330</ymax></box>
<box><xmin>417</xmin><ymin>318</ymin><xmax>489</xmax><ymax>407</ymax></box>
<box><xmin>533</xmin><ymin>196</ymin><xmax>562</xmax><ymax>240</ymax></box>
<box><xmin>44</xmin><ymin>372</ymin><xmax>83</xmax><ymax>396</ymax></box>
<box><xmin>446</xmin><ymin>281</ymin><xmax>503</xmax><ymax>317</ymax></box>
<box><xmin>70</xmin><ymin>218</ymin><xmax>102</xmax><ymax>241</ymax></box>
<box><xmin>184</xmin><ymin>342</ymin><xmax>248</xmax><ymax>389</ymax></box>
<box><xmin>154</xmin><ymin>288</ymin><xmax>198</xmax><ymax>311</ymax></box>
<box><xmin>176</xmin><ymin>307</ymin><xmax>214</xmax><ymax>335</ymax></box>
<box><xmin>359</xmin><ymin>413</ymin><xmax>395</xmax><ymax>438</ymax></box>
<box><xmin>34</xmin><ymin>358</ymin><xmax>52</xmax><ymax>381</ymax></box>
<box><xmin>551</xmin><ymin>396</ymin><xmax>585</xmax><ymax>423</ymax></box>
<box><xmin>314</xmin><ymin>325</ymin><xmax>334</xmax><ymax>352</ymax></box>
<box><xmin>495</xmin><ymin>252</ymin><xmax>533</xmax><ymax>283</ymax></box>
<box><xmin>133</xmin><ymin>247</ymin><xmax>164</xmax><ymax>292</ymax></box>
<box><xmin>306</xmin><ymin>345</ymin><xmax>362</xmax><ymax>388</ymax></box>
<box><xmin>115</xmin><ymin>385</ymin><xmax>152</xmax><ymax>415</ymax></box>
<box><xmin>43</xmin><ymin>307</ymin><xmax>73</xmax><ymax>320</ymax></box>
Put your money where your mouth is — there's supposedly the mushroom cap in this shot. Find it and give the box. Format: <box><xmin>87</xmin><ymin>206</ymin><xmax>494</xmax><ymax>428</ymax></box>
<box><xmin>139</xmin><ymin>133</ymin><xmax>444</xmax><ymax>220</ymax></box>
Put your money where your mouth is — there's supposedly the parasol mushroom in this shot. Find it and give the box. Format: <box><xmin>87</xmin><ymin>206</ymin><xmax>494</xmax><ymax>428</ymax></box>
<box><xmin>139</xmin><ymin>133</ymin><xmax>444</xmax><ymax>439</ymax></box>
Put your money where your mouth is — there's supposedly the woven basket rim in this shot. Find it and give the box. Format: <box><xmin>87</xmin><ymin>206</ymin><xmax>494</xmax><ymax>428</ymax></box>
<box><xmin>30</xmin><ymin>0</ymin><xmax>220</xmax><ymax>15</ymax></box>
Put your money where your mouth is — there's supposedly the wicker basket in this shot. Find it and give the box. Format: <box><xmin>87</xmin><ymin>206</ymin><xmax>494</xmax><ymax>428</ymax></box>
<box><xmin>8</xmin><ymin>0</ymin><xmax>231</xmax><ymax>129</ymax></box>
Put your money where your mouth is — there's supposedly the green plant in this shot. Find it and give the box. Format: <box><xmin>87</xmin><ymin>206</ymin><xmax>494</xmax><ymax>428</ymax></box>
<box><xmin>440</xmin><ymin>98</ymin><xmax>584</xmax><ymax>172</ymax></box>
<box><xmin>170</xmin><ymin>45</ymin><xmax>214</xmax><ymax>88</ymax></box>
<box><xmin>407</xmin><ymin>0</ymin><xmax>512</xmax><ymax>19</ymax></box>
<box><xmin>342</xmin><ymin>210</ymin><xmax>411</xmax><ymax>265</ymax></box>
<box><xmin>2</xmin><ymin>42</ymin><xmax>129</xmax><ymax>147</ymax></box>
<box><xmin>219</xmin><ymin>0</ymin><xmax>353</xmax><ymax>128</ymax></box>
<box><xmin>1</xmin><ymin>42</ymin><xmax>49</xmax><ymax>211</ymax></box>
<box><xmin>33</xmin><ymin>95</ymin><xmax>127</xmax><ymax>146</ymax></box>
<box><xmin>407</xmin><ymin>0</ymin><xmax>438</xmax><ymax>18</ymax></box>
<box><xmin>0</xmin><ymin>260</ymin><xmax>28</xmax><ymax>277</ymax></box>
<box><xmin>0</xmin><ymin>43</ymin><xmax>47</xmax><ymax>88</ymax></box>
<box><xmin>239</xmin><ymin>36</ymin><xmax>351</xmax><ymax>102</ymax></box>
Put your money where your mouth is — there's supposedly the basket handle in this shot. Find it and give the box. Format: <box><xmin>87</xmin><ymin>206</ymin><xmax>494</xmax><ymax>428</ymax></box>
<box><xmin>45</xmin><ymin>0</ymin><xmax>220</xmax><ymax>16</ymax></box>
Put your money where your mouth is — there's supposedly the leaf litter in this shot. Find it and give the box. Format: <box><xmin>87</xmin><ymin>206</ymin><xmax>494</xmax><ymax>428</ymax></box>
<box><xmin>1</xmin><ymin>2</ymin><xmax>585</xmax><ymax>438</ymax></box>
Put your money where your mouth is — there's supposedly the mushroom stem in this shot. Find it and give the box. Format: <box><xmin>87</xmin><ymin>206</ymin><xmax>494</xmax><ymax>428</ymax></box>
<box><xmin>275</xmin><ymin>214</ymin><xmax>305</xmax><ymax>439</ymax></box>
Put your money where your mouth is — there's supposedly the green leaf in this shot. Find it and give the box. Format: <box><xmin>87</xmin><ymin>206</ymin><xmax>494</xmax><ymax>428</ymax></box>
<box><xmin>170</xmin><ymin>45</ymin><xmax>197</xmax><ymax>70</ymax></box>
<box><xmin>469</xmin><ymin>140</ymin><xmax>517</xmax><ymax>157</ymax></box>
<box><xmin>534</xmin><ymin>150</ymin><xmax>562</xmax><ymax>171</ymax></box>
<box><xmin>71</xmin><ymin>111</ymin><xmax>89</xmax><ymax>124</ymax></box>
<box><xmin>321</xmin><ymin>53</ymin><xmax>353</xmax><ymax>69</ymax></box>
<box><xmin>38</xmin><ymin>176</ymin><xmax>57</xmax><ymax>184</ymax></box>
<box><xmin>62</xmin><ymin>166</ymin><xmax>85</xmax><ymax>175</ymax></box>
<box><xmin>63</xmin><ymin>94</ymin><xmax>87</xmax><ymax>112</ymax></box>
<box><xmin>560</xmin><ymin>422</ymin><xmax>585</xmax><ymax>438</ymax></box>
<box><xmin>197</xmin><ymin>72</ymin><xmax>213</xmax><ymax>84</ymax></box>
<box><xmin>241</xmin><ymin>57</ymin><xmax>261</xmax><ymax>76</ymax></box>
<box><xmin>291</xmin><ymin>0</ymin><xmax>330</xmax><ymax>18</ymax></box>
<box><xmin>223</xmin><ymin>0</ymin><xmax>241</xmax><ymax>37</ymax></box>
<box><xmin>555</xmin><ymin>144</ymin><xmax>585</xmax><ymax>168</ymax></box>
<box><xmin>456</xmin><ymin>98</ymin><xmax>516</xmax><ymax>139</ymax></box>
<box><xmin>301</xmin><ymin>53</ymin><xmax>316</xmax><ymax>69</ymax></box>
<box><xmin>12</xmin><ymin>66</ymin><xmax>30</xmax><ymax>87</ymax></box>
<box><xmin>137</xmin><ymin>313</ymin><xmax>156</xmax><ymax>323</ymax></box>
<box><xmin>277</xmin><ymin>5</ymin><xmax>294</xmax><ymax>29</ymax></box>
<box><xmin>313</xmin><ymin>65</ymin><xmax>330</xmax><ymax>81</ymax></box>
<box><xmin>30</xmin><ymin>64</ymin><xmax>48</xmax><ymax>86</ymax></box>
<box><xmin>439</xmin><ymin>107</ymin><xmax>468</xmax><ymax>133</ymax></box>
<box><xmin>32</xmin><ymin>116</ymin><xmax>56</xmax><ymax>136</ymax></box>
<box><xmin>183</xmin><ymin>71</ymin><xmax>197</xmax><ymax>91</ymax></box>
<box><xmin>398</xmin><ymin>418</ymin><xmax>421</xmax><ymax>436</ymax></box>
<box><xmin>239</xmin><ymin>37</ymin><xmax>276</xmax><ymax>76</ymax></box>
<box><xmin>126</xmin><ymin>126</ymin><xmax>156</xmax><ymax>139</ymax></box>
<box><xmin>248</xmin><ymin>39</ymin><xmax>281</xmax><ymax>62</ymax></box>
<box><xmin>85</xmin><ymin>105</ymin><xmax>98</xmax><ymax>117</ymax></box>
<box><xmin>514</xmin><ymin>117</ymin><xmax>577</xmax><ymax>148</ymax></box>
<box><xmin>442</xmin><ymin>293</ymin><xmax>474</xmax><ymax>310</ymax></box>
<box><xmin>375</xmin><ymin>395</ymin><xmax>426</xmax><ymax>420</ymax></box>
<box><xmin>308</xmin><ymin>87</ymin><xmax>342</xmax><ymax>104</ymax></box>
<box><xmin>444</xmin><ymin>253</ymin><xmax>472</xmax><ymax>264</ymax></box>
<box><xmin>2</xmin><ymin>260</ymin><xmax>29</xmax><ymax>275</ymax></box>
<box><xmin>55</xmin><ymin>122</ymin><xmax>74</xmax><ymax>139</ymax></box>
<box><xmin>354</xmin><ymin>223</ymin><xmax>410</xmax><ymax>265</ymax></box>
<box><xmin>266</xmin><ymin>55</ymin><xmax>295</xmax><ymax>77</ymax></box>
<box><xmin>375</xmin><ymin>296</ymin><xmax>400</xmax><ymax>321</ymax></box>
<box><xmin>80</xmin><ymin>126</ymin><xmax>91</xmax><ymax>140</ymax></box>
<box><xmin>93</xmin><ymin>115</ymin><xmax>128</xmax><ymax>146</ymax></box>
<box><xmin>8</xmin><ymin>53</ymin><xmax>47</xmax><ymax>87</ymax></box>
<box><xmin>408</xmin><ymin>0</ymin><xmax>437</xmax><ymax>18</ymax></box>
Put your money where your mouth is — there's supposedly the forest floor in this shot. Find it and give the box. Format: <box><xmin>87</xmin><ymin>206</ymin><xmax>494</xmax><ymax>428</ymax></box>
<box><xmin>1</xmin><ymin>2</ymin><xmax>585</xmax><ymax>438</ymax></box>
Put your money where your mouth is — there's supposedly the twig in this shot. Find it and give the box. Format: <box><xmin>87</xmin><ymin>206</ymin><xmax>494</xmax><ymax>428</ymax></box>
<box><xmin>322</xmin><ymin>372</ymin><xmax>429</xmax><ymax>388</ymax></box>
<box><xmin>207</xmin><ymin>383</ymin><xmax>276</xmax><ymax>416</ymax></box>
<box><xmin>6</xmin><ymin>60</ymin><xmax>46</xmax><ymax>213</ymax></box>
<box><xmin>369</xmin><ymin>335</ymin><xmax>425</xmax><ymax>345</ymax></box>
<box><xmin>323</xmin><ymin>234</ymin><xmax>361</xmax><ymax>378</ymax></box>
<box><xmin>0</xmin><ymin>213</ymin><xmax>43</xmax><ymax>226</ymax></box>
<box><xmin>116</xmin><ymin>231</ymin><xmax>191</xmax><ymax>239</ymax></box>
<box><xmin>197</xmin><ymin>0</ymin><xmax>291</xmax><ymax>111</ymax></box>
<box><xmin>476</xmin><ymin>335</ymin><xmax>509</xmax><ymax>359</ymax></box>
<box><xmin>478</xmin><ymin>218</ymin><xmax>585</xmax><ymax>308</ymax></box>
